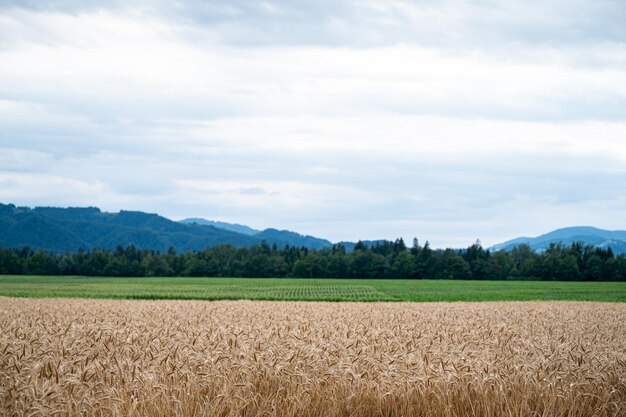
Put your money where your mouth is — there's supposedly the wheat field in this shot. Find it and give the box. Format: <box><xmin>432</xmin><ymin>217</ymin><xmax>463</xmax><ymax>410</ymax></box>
<box><xmin>1</xmin><ymin>298</ymin><xmax>624</xmax><ymax>417</ymax></box>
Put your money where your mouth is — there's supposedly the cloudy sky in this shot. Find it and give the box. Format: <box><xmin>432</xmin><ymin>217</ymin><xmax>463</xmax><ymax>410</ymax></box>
<box><xmin>1</xmin><ymin>0</ymin><xmax>625</xmax><ymax>247</ymax></box>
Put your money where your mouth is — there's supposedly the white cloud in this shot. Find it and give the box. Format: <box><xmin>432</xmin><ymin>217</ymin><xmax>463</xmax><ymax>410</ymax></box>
<box><xmin>0</xmin><ymin>1</ymin><xmax>625</xmax><ymax>247</ymax></box>
<box><xmin>0</xmin><ymin>172</ymin><xmax>112</xmax><ymax>205</ymax></box>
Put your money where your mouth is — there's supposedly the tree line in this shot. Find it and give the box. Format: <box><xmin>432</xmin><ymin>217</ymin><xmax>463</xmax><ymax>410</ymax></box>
<box><xmin>0</xmin><ymin>239</ymin><xmax>625</xmax><ymax>281</ymax></box>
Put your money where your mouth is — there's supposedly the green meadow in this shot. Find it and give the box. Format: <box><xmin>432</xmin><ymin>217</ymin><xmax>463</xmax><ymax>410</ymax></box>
<box><xmin>0</xmin><ymin>276</ymin><xmax>624</xmax><ymax>302</ymax></box>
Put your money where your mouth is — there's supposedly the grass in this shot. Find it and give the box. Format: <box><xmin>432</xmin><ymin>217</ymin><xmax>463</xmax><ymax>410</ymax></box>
<box><xmin>0</xmin><ymin>275</ymin><xmax>625</xmax><ymax>302</ymax></box>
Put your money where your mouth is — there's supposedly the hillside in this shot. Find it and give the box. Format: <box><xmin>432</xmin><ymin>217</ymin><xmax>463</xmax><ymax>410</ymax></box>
<box><xmin>180</xmin><ymin>218</ymin><xmax>259</xmax><ymax>235</ymax></box>
<box><xmin>180</xmin><ymin>218</ymin><xmax>332</xmax><ymax>249</ymax></box>
<box><xmin>490</xmin><ymin>226</ymin><xmax>626</xmax><ymax>254</ymax></box>
<box><xmin>254</xmin><ymin>228</ymin><xmax>332</xmax><ymax>250</ymax></box>
<box><xmin>0</xmin><ymin>204</ymin><xmax>331</xmax><ymax>253</ymax></box>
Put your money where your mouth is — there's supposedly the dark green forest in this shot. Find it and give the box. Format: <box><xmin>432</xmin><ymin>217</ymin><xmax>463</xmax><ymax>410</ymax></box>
<box><xmin>1</xmin><ymin>239</ymin><xmax>625</xmax><ymax>281</ymax></box>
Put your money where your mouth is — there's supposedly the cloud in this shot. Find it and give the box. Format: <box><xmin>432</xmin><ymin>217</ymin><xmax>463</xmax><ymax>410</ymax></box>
<box><xmin>3</xmin><ymin>1</ymin><xmax>626</xmax><ymax>50</ymax></box>
<box><xmin>0</xmin><ymin>1</ymin><xmax>625</xmax><ymax>247</ymax></box>
<box><xmin>0</xmin><ymin>172</ymin><xmax>113</xmax><ymax>206</ymax></box>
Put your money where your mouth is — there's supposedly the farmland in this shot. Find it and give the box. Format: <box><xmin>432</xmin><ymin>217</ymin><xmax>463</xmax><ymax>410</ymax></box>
<box><xmin>1</xmin><ymin>276</ymin><xmax>626</xmax><ymax>302</ymax></box>
<box><xmin>1</xmin><ymin>298</ymin><xmax>624</xmax><ymax>417</ymax></box>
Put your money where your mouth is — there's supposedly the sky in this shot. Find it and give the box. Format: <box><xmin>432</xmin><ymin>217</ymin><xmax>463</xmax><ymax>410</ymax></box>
<box><xmin>1</xmin><ymin>0</ymin><xmax>626</xmax><ymax>247</ymax></box>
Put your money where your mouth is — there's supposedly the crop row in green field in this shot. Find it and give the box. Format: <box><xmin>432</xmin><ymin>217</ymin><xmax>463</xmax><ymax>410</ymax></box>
<box><xmin>0</xmin><ymin>276</ymin><xmax>625</xmax><ymax>302</ymax></box>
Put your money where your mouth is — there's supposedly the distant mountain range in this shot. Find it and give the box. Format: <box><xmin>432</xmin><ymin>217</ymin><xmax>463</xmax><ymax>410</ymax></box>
<box><xmin>2</xmin><ymin>203</ymin><xmax>625</xmax><ymax>255</ymax></box>
<box><xmin>180</xmin><ymin>218</ymin><xmax>259</xmax><ymax>236</ymax></box>
<box><xmin>180</xmin><ymin>218</ymin><xmax>331</xmax><ymax>249</ymax></box>
<box><xmin>490</xmin><ymin>226</ymin><xmax>626</xmax><ymax>254</ymax></box>
<box><xmin>0</xmin><ymin>203</ymin><xmax>331</xmax><ymax>253</ymax></box>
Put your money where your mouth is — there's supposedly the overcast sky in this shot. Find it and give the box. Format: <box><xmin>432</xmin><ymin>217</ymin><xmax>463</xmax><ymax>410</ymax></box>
<box><xmin>1</xmin><ymin>0</ymin><xmax>626</xmax><ymax>247</ymax></box>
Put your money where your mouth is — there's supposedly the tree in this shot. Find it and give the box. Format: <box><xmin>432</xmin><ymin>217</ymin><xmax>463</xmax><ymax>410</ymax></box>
<box><xmin>414</xmin><ymin>241</ymin><xmax>432</xmax><ymax>278</ymax></box>
<box><xmin>347</xmin><ymin>251</ymin><xmax>388</xmax><ymax>278</ymax></box>
<box><xmin>511</xmin><ymin>244</ymin><xmax>539</xmax><ymax>279</ymax></box>
<box><xmin>184</xmin><ymin>256</ymin><xmax>218</xmax><ymax>277</ymax></box>
<box><xmin>141</xmin><ymin>254</ymin><xmax>174</xmax><ymax>277</ymax></box>
<box><xmin>433</xmin><ymin>250</ymin><xmax>471</xmax><ymax>279</ymax></box>
<box><xmin>554</xmin><ymin>255</ymin><xmax>582</xmax><ymax>281</ymax></box>
<box><xmin>390</xmin><ymin>252</ymin><xmax>416</xmax><ymax>278</ymax></box>
<box><xmin>326</xmin><ymin>255</ymin><xmax>348</xmax><ymax>278</ymax></box>
<box><xmin>483</xmin><ymin>251</ymin><xmax>513</xmax><ymax>280</ymax></box>
<box><xmin>0</xmin><ymin>249</ymin><xmax>23</xmax><ymax>274</ymax></box>
<box><xmin>24</xmin><ymin>251</ymin><xmax>57</xmax><ymax>275</ymax></box>
<box><xmin>0</xmin><ymin>240</ymin><xmax>624</xmax><ymax>281</ymax></box>
<box><xmin>463</xmin><ymin>240</ymin><xmax>489</xmax><ymax>279</ymax></box>
<box><xmin>293</xmin><ymin>252</ymin><xmax>328</xmax><ymax>278</ymax></box>
<box><xmin>583</xmin><ymin>254</ymin><xmax>604</xmax><ymax>281</ymax></box>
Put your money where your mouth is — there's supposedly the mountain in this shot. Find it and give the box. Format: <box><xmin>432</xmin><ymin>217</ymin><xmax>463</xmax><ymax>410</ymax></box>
<box><xmin>0</xmin><ymin>204</ymin><xmax>332</xmax><ymax>253</ymax></box>
<box><xmin>179</xmin><ymin>218</ymin><xmax>332</xmax><ymax>249</ymax></box>
<box><xmin>490</xmin><ymin>226</ymin><xmax>626</xmax><ymax>254</ymax></box>
<box><xmin>254</xmin><ymin>228</ymin><xmax>332</xmax><ymax>250</ymax></box>
<box><xmin>336</xmin><ymin>240</ymin><xmax>389</xmax><ymax>252</ymax></box>
<box><xmin>179</xmin><ymin>218</ymin><xmax>259</xmax><ymax>235</ymax></box>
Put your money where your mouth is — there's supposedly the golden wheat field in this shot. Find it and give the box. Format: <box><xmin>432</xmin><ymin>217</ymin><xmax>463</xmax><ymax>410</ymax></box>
<box><xmin>1</xmin><ymin>298</ymin><xmax>625</xmax><ymax>417</ymax></box>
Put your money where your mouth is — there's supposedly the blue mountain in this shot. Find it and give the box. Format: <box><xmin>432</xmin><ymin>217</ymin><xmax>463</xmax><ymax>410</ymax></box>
<box><xmin>180</xmin><ymin>218</ymin><xmax>259</xmax><ymax>235</ymax></box>
<box><xmin>490</xmin><ymin>226</ymin><xmax>626</xmax><ymax>254</ymax></box>
<box><xmin>0</xmin><ymin>203</ymin><xmax>331</xmax><ymax>253</ymax></box>
<box><xmin>179</xmin><ymin>218</ymin><xmax>332</xmax><ymax>249</ymax></box>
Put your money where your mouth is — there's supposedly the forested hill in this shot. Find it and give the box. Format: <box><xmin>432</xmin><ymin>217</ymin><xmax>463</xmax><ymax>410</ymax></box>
<box><xmin>0</xmin><ymin>203</ymin><xmax>331</xmax><ymax>253</ymax></box>
<box><xmin>180</xmin><ymin>218</ymin><xmax>332</xmax><ymax>250</ymax></box>
<box><xmin>490</xmin><ymin>227</ymin><xmax>626</xmax><ymax>254</ymax></box>
<box><xmin>179</xmin><ymin>218</ymin><xmax>259</xmax><ymax>235</ymax></box>
<box><xmin>3</xmin><ymin>202</ymin><xmax>626</xmax><ymax>259</ymax></box>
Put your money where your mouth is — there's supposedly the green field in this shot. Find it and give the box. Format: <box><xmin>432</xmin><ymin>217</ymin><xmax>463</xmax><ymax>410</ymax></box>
<box><xmin>0</xmin><ymin>276</ymin><xmax>625</xmax><ymax>302</ymax></box>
